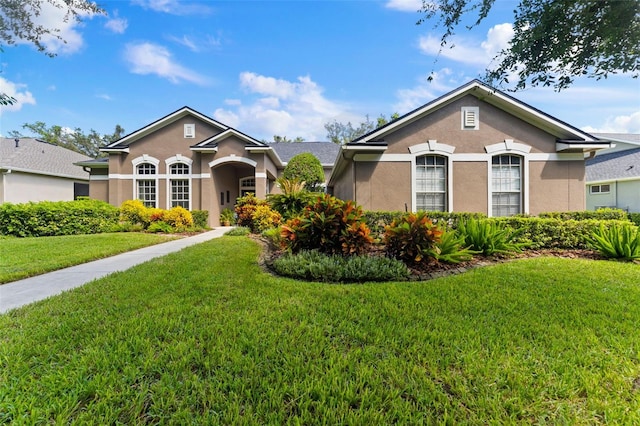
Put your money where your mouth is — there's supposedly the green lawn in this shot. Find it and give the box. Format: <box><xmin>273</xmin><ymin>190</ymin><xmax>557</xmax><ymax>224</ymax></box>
<box><xmin>0</xmin><ymin>233</ymin><xmax>177</xmax><ymax>284</ymax></box>
<box><xmin>1</xmin><ymin>236</ymin><xmax>639</xmax><ymax>424</ymax></box>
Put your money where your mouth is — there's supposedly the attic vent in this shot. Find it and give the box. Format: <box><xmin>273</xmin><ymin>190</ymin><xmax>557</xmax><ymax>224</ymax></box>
<box><xmin>461</xmin><ymin>107</ymin><xmax>479</xmax><ymax>130</ymax></box>
<box><xmin>184</xmin><ymin>123</ymin><xmax>195</xmax><ymax>138</ymax></box>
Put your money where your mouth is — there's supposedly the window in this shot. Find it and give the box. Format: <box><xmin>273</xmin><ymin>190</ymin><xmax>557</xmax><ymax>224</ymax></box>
<box><xmin>169</xmin><ymin>162</ymin><xmax>190</xmax><ymax>209</ymax></box>
<box><xmin>136</xmin><ymin>163</ymin><xmax>157</xmax><ymax>207</ymax></box>
<box><xmin>184</xmin><ymin>123</ymin><xmax>195</xmax><ymax>138</ymax></box>
<box><xmin>492</xmin><ymin>155</ymin><xmax>521</xmax><ymax>216</ymax></box>
<box><xmin>239</xmin><ymin>177</ymin><xmax>255</xmax><ymax>197</ymax></box>
<box><xmin>590</xmin><ymin>184</ymin><xmax>611</xmax><ymax>194</ymax></box>
<box><xmin>416</xmin><ymin>155</ymin><xmax>447</xmax><ymax>211</ymax></box>
<box><xmin>461</xmin><ymin>107</ymin><xmax>479</xmax><ymax>130</ymax></box>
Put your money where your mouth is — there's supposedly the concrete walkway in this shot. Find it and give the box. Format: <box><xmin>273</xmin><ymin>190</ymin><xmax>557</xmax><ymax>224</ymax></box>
<box><xmin>0</xmin><ymin>227</ymin><xmax>232</xmax><ymax>314</ymax></box>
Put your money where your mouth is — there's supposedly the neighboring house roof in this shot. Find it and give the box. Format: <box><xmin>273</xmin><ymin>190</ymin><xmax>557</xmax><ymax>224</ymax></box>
<box><xmin>269</xmin><ymin>142</ymin><xmax>341</xmax><ymax>165</ymax></box>
<box><xmin>592</xmin><ymin>133</ymin><xmax>640</xmax><ymax>147</ymax></box>
<box><xmin>351</xmin><ymin>79</ymin><xmax>611</xmax><ymax>153</ymax></box>
<box><xmin>586</xmin><ymin>147</ymin><xmax>640</xmax><ymax>183</ymax></box>
<box><xmin>0</xmin><ymin>138</ymin><xmax>90</xmax><ymax>180</ymax></box>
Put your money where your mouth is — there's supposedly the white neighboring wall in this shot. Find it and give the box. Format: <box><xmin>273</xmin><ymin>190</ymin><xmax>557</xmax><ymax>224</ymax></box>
<box><xmin>1</xmin><ymin>171</ymin><xmax>81</xmax><ymax>203</ymax></box>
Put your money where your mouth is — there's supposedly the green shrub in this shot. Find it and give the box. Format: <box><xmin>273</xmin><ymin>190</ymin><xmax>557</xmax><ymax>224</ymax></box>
<box><xmin>383</xmin><ymin>211</ymin><xmax>443</xmax><ymax>265</ymax></box>
<box><xmin>364</xmin><ymin>210</ymin><xmax>486</xmax><ymax>239</ymax></box>
<box><xmin>587</xmin><ymin>222</ymin><xmax>640</xmax><ymax>261</ymax></box>
<box><xmin>629</xmin><ymin>213</ymin><xmax>640</xmax><ymax>227</ymax></box>
<box><xmin>119</xmin><ymin>199</ymin><xmax>149</xmax><ymax>226</ymax></box>
<box><xmin>282</xmin><ymin>153</ymin><xmax>325</xmax><ymax>192</ymax></box>
<box><xmin>225</xmin><ymin>226</ymin><xmax>251</xmax><ymax>236</ymax></box>
<box><xmin>539</xmin><ymin>208</ymin><xmax>628</xmax><ymax>221</ymax></box>
<box><xmin>191</xmin><ymin>210</ymin><xmax>209</xmax><ymax>228</ymax></box>
<box><xmin>272</xmin><ymin>250</ymin><xmax>410</xmax><ymax>283</ymax></box>
<box><xmin>427</xmin><ymin>229</ymin><xmax>478</xmax><ymax>264</ymax></box>
<box><xmin>147</xmin><ymin>221</ymin><xmax>174</xmax><ymax>233</ymax></box>
<box><xmin>281</xmin><ymin>195</ymin><xmax>373</xmax><ymax>256</ymax></box>
<box><xmin>0</xmin><ymin>199</ymin><xmax>119</xmax><ymax>237</ymax></box>
<box><xmin>261</xmin><ymin>227</ymin><xmax>282</xmax><ymax>251</ymax></box>
<box><xmin>457</xmin><ymin>218</ymin><xmax>527</xmax><ymax>256</ymax></box>
<box><xmin>267</xmin><ymin>178</ymin><xmax>314</xmax><ymax>220</ymax></box>
<box><xmin>219</xmin><ymin>208</ymin><xmax>235</xmax><ymax>226</ymax></box>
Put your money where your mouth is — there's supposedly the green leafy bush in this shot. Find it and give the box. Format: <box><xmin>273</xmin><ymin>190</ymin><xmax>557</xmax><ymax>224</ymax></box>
<box><xmin>457</xmin><ymin>218</ymin><xmax>526</xmax><ymax>256</ymax></box>
<box><xmin>267</xmin><ymin>178</ymin><xmax>314</xmax><ymax>220</ymax></box>
<box><xmin>272</xmin><ymin>250</ymin><xmax>410</xmax><ymax>283</ymax></box>
<box><xmin>261</xmin><ymin>227</ymin><xmax>282</xmax><ymax>251</ymax></box>
<box><xmin>364</xmin><ymin>210</ymin><xmax>486</xmax><ymax>239</ymax></box>
<box><xmin>225</xmin><ymin>226</ymin><xmax>251</xmax><ymax>236</ymax></box>
<box><xmin>383</xmin><ymin>211</ymin><xmax>443</xmax><ymax>265</ymax></box>
<box><xmin>147</xmin><ymin>221</ymin><xmax>174</xmax><ymax>233</ymax></box>
<box><xmin>282</xmin><ymin>153</ymin><xmax>325</xmax><ymax>192</ymax></box>
<box><xmin>0</xmin><ymin>199</ymin><xmax>119</xmax><ymax>237</ymax></box>
<box><xmin>234</xmin><ymin>193</ymin><xmax>265</xmax><ymax>231</ymax></box>
<box><xmin>219</xmin><ymin>208</ymin><xmax>235</xmax><ymax>226</ymax></box>
<box><xmin>281</xmin><ymin>195</ymin><xmax>373</xmax><ymax>256</ymax></box>
<box><xmin>251</xmin><ymin>204</ymin><xmax>282</xmax><ymax>233</ymax></box>
<box><xmin>587</xmin><ymin>222</ymin><xmax>640</xmax><ymax>261</ymax></box>
<box><xmin>163</xmin><ymin>206</ymin><xmax>194</xmax><ymax>231</ymax></box>
<box><xmin>629</xmin><ymin>213</ymin><xmax>640</xmax><ymax>227</ymax></box>
<box><xmin>191</xmin><ymin>210</ymin><xmax>209</xmax><ymax>229</ymax></box>
<box><xmin>539</xmin><ymin>208</ymin><xmax>628</xmax><ymax>221</ymax></box>
<box><xmin>427</xmin><ymin>229</ymin><xmax>478</xmax><ymax>264</ymax></box>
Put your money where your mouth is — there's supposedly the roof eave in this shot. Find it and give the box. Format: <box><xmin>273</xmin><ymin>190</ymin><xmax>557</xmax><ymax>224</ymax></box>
<box><xmin>556</xmin><ymin>141</ymin><xmax>615</xmax><ymax>153</ymax></box>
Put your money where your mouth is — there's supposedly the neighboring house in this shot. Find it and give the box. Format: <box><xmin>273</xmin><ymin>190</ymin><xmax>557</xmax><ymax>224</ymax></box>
<box><xmin>586</xmin><ymin>134</ymin><xmax>640</xmax><ymax>212</ymax></box>
<box><xmin>327</xmin><ymin>80</ymin><xmax>613</xmax><ymax>216</ymax></box>
<box><xmin>78</xmin><ymin>107</ymin><xmax>339</xmax><ymax>226</ymax></box>
<box><xmin>0</xmin><ymin>137</ymin><xmax>91</xmax><ymax>204</ymax></box>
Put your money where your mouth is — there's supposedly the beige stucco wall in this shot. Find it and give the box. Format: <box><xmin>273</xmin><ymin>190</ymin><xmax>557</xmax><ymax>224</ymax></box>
<box><xmin>1</xmin><ymin>172</ymin><xmax>83</xmax><ymax>203</ymax></box>
<box><xmin>452</xmin><ymin>162</ymin><xmax>488</xmax><ymax>213</ymax></box>
<box><xmin>529</xmin><ymin>160</ymin><xmax>585</xmax><ymax>214</ymax></box>
<box><xmin>354</xmin><ymin>162</ymin><xmax>411</xmax><ymax>211</ymax></box>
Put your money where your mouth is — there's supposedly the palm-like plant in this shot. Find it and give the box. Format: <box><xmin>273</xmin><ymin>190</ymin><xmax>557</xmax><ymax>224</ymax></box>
<box><xmin>588</xmin><ymin>223</ymin><xmax>640</xmax><ymax>261</ymax></box>
<box><xmin>267</xmin><ymin>178</ymin><xmax>313</xmax><ymax>220</ymax></box>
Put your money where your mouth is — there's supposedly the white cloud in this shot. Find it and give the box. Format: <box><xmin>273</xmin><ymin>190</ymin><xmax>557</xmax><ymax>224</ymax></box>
<box><xmin>385</xmin><ymin>0</ymin><xmax>423</xmax><ymax>12</ymax></box>
<box><xmin>213</xmin><ymin>72</ymin><xmax>357</xmax><ymax>140</ymax></box>
<box><xmin>123</xmin><ymin>42</ymin><xmax>209</xmax><ymax>85</ymax></box>
<box><xmin>168</xmin><ymin>33</ymin><xmax>222</xmax><ymax>52</ymax></box>
<box><xmin>97</xmin><ymin>93</ymin><xmax>113</xmax><ymax>101</ymax></box>
<box><xmin>105</xmin><ymin>11</ymin><xmax>128</xmax><ymax>34</ymax></box>
<box><xmin>0</xmin><ymin>77</ymin><xmax>37</xmax><ymax>112</ymax></box>
<box><xmin>132</xmin><ymin>0</ymin><xmax>214</xmax><ymax>15</ymax></box>
<box><xmin>418</xmin><ymin>23</ymin><xmax>513</xmax><ymax>67</ymax></box>
<box><xmin>393</xmin><ymin>68</ymin><xmax>460</xmax><ymax>113</ymax></box>
<box><xmin>168</xmin><ymin>35</ymin><xmax>198</xmax><ymax>52</ymax></box>
<box><xmin>582</xmin><ymin>111</ymin><xmax>640</xmax><ymax>134</ymax></box>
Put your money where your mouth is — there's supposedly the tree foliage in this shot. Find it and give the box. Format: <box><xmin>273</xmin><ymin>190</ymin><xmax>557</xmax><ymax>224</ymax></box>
<box><xmin>0</xmin><ymin>0</ymin><xmax>104</xmax><ymax>56</ymax></box>
<box><xmin>10</xmin><ymin>122</ymin><xmax>125</xmax><ymax>158</ymax></box>
<box><xmin>269</xmin><ymin>135</ymin><xmax>305</xmax><ymax>143</ymax></box>
<box><xmin>419</xmin><ymin>0</ymin><xmax>640</xmax><ymax>91</ymax></box>
<box><xmin>282</xmin><ymin>153</ymin><xmax>325</xmax><ymax>192</ymax></box>
<box><xmin>324</xmin><ymin>113</ymin><xmax>399</xmax><ymax>144</ymax></box>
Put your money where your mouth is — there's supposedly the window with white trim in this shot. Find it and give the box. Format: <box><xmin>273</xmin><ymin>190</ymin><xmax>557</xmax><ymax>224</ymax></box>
<box><xmin>169</xmin><ymin>162</ymin><xmax>190</xmax><ymax>208</ymax></box>
<box><xmin>136</xmin><ymin>163</ymin><xmax>157</xmax><ymax>207</ymax></box>
<box><xmin>239</xmin><ymin>177</ymin><xmax>255</xmax><ymax>197</ymax></box>
<box><xmin>590</xmin><ymin>184</ymin><xmax>611</xmax><ymax>194</ymax></box>
<box><xmin>416</xmin><ymin>155</ymin><xmax>447</xmax><ymax>211</ymax></box>
<box><xmin>184</xmin><ymin>123</ymin><xmax>195</xmax><ymax>138</ymax></box>
<box><xmin>492</xmin><ymin>154</ymin><xmax>522</xmax><ymax>216</ymax></box>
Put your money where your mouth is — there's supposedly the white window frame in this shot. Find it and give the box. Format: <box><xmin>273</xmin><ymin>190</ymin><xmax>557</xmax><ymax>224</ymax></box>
<box><xmin>184</xmin><ymin>123</ymin><xmax>195</xmax><ymax>138</ymax></box>
<box><xmin>239</xmin><ymin>176</ymin><xmax>256</xmax><ymax>197</ymax></box>
<box><xmin>409</xmin><ymin>140</ymin><xmax>455</xmax><ymax>212</ymax></box>
<box><xmin>415</xmin><ymin>154</ymin><xmax>448</xmax><ymax>212</ymax></box>
<box><xmin>485</xmin><ymin>140</ymin><xmax>531</xmax><ymax>217</ymax></box>
<box><xmin>490</xmin><ymin>154</ymin><xmax>523</xmax><ymax>217</ymax></box>
<box><xmin>165</xmin><ymin>155</ymin><xmax>193</xmax><ymax>210</ymax></box>
<box><xmin>132</xmin><ymin>155</ymin><xmax>159</xmax><ymax>208</ymax></box>
<box><xmin>590</xmin><ymin>184</ymin><xmax>611</xmax><ymax>194</ymax></box>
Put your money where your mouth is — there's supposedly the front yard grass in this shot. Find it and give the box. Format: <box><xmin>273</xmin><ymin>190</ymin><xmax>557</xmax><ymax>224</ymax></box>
<box><xmin>1</xmin><ymin>236</ymin><xmax>639</xmax><ymax>424</ymax></box>
<box><xmin>0</xmin><ymin>233</ymin><xmax>177</xmax><ymax>284</ymax></box>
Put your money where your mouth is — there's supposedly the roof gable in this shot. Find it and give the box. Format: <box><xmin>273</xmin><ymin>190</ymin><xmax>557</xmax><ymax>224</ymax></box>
<box><xmin>353</xmin><ymin>79</ymin><xmax>601</xmax><ymax>144</ymax></box>
<box><xmin>102</xmin><ymin>106</ymin><xmax>228</xmax><ymax>151</ymax></box>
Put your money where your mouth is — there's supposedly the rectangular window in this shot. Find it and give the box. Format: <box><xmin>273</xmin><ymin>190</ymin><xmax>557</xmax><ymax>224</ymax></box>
<box><xmin>184</xmin><ymin>123</ymin><xmax>195</xmax><ymax>138</ymax></box>
<box><xmin>492</xmin><ymin>155</ymin><xmax>521</xmax><ymax>216</ymax></box>
<box><xmin>416</xmin><ymin>155</ymin><xmax>447</xmax><ymax>211</ymax></box>
<box><xmin>590</xmin><ymin>184</ymin><xmax>611</xmax><ymax>194</ymax></box>
<box><xmin>138</xmin><ymin>180</ymin><xmax>156</xmax><ymax>207</ymax></box>
<box><xmin>170</xmin><ymin>180</ymin><xmax>189</xmax><ymax>208</ymax></box>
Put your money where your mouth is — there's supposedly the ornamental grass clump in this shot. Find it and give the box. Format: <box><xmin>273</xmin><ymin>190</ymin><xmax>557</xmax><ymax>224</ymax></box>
<box><xmin>456</xmin><ymin>218</ymin><xmax>527</xmax><ymax>256</ymax></box>
<box><xmin>588</xmin><ymin>222</ymin><xmax>640</xmax><ymax>261</ymax></box>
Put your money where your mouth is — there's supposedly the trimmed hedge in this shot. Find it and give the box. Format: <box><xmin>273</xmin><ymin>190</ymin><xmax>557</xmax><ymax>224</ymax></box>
<box><xmin>0</xmin><ymin>199</ymin><xmax>120</xmax><ymax>237</ymax></box>
<box><xmin>364</xmin><ymin>210</ymin><xmax>486</xmax><ymax>239</ymax></box>
<box><xmin>537</xmin><ymin>208</ymin><xmax>629</xmax><ymax>221</ymax></box>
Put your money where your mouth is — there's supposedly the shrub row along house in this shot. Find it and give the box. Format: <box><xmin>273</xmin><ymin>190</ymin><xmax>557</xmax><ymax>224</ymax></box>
<box><xmin>76</xmin><ymin>80</ymin><xmax>622</xmax><ymax>226</ymax></box>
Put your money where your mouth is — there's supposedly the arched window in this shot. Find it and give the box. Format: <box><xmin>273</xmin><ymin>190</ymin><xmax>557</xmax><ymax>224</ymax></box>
<box><xmin>415</xmin><ymin>155</ymin><xmax>447</xmax><ymax>211</ymax></box>
<box><xmin>491</xmin><ymin>154</ymin><xmax>522</xmax><ymax>216</ymax></box>
<box><xmin>169</xmin><ymin>162</ymin><xmax>190</xmax><ymax>209</ymax></box>
<box><xmin>239</xmin><ymin>177</ymin><xmax>256</xmax><ymax>197</ymax></box>
<box><xmin>136</xmin><ymin>163</ymin><xmax>157</xmax><ymax>207</ymax></box>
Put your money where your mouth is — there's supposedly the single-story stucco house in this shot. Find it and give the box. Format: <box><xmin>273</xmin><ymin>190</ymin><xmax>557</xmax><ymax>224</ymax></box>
<box><xmin>586</xmin><ymin>133</ymin><xmax>640</xmax><ymax>212</ymax></box>
<box><xmin>1</xmin><ymin>137</ymin><xmax>90</xmax><ymax>204</ymax></box>
<box><xmin>80</xmin><ymin>80</ymin><xmax>615</xmax><ymax>226</ymax></box>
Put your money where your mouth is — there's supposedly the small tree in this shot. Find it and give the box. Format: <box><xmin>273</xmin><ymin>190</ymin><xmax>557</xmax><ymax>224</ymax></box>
<box><xmin>282</xmin><ymin>153</ymin><xmax>325</xmax><ymax>192</ymax></box>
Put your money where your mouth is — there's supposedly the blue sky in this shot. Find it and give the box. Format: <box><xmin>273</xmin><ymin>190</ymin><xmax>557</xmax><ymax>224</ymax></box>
<box><xmin>1</xmin><ymin>0</ymin><xmax>639</xmax><ymax>146</ymax></box>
